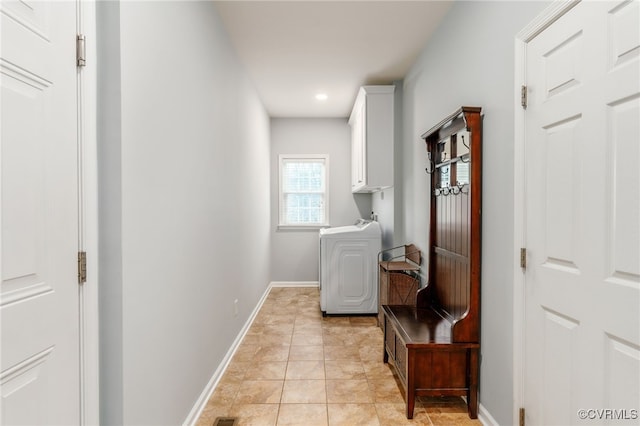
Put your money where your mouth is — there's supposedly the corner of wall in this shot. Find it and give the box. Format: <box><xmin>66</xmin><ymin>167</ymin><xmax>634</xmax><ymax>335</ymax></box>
<box><xmin>96</xmin><ymin>0</ymin><xmax>124</xmax><ymax>424</ymax></box>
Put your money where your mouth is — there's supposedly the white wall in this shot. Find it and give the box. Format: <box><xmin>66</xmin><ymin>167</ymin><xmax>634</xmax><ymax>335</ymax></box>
<box><xmin>270</xmin><ymin>118</ymin><xmax>371</xmax><ymax>282</ymax></box>
<box><xmin>371</xmin><ymin>189</ymin><xmax>394</xmax><ymax>251</ymax></box>
<box><xmin>97</xmin><ymin>2</ymin><xmax>123</xmax><ymax>422</ymax></box>
<box><xmin>396</xmin><ymin>1</ymin><xmax>549</xmax><ymax>424</ymax></box>
<box><xmin>371</xmin><ymin>81</ymin><xmax>404</xmax><ymax>253</ymax></box>
<box><xmin>97</xmin><ymin>2</ymin><xmax>271</xmax><ymax>424</ymax></box>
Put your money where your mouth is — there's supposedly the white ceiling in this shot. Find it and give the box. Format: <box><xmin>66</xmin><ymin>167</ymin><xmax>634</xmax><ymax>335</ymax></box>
<box><xmin>213</xmin><ymin>1</ymin><xmax>453</xmax><ymax>118</ymax></box>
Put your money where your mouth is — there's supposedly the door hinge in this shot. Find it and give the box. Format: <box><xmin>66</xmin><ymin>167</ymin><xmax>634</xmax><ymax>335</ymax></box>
<box><xmin>519</xmin><ymin>407</ymin><xmax>525</xmax><ymax>426</ymax></box>
<box><xmin>521</xmin><ymin>85</ymin><xmax>528</xmax><ymax>109</ymax></box>
<box><xmin>520</xmin><ymin>248</ymin><xmax>527</xmax><ymax>269</ymax></box>
<box><xmin>76</xmin><ymin>34</ymin><xmax>86</xmax><ymax>67</ymax></box>
<box><xmin>78</xmin><ymin>251</ymin><xmax>87</xmax><ymax>284</ymax></box>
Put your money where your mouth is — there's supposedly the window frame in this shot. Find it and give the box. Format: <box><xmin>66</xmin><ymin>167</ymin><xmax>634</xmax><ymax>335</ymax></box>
<box><xmin>278</xmin><ymin>154</ymin><xmax>330</xmax><ymax>229</ymax></box>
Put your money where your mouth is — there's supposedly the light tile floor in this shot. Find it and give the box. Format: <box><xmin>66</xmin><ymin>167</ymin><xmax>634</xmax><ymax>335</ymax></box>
<box><xmin>196</xmin><ymin>287</ymin><xmax>482</xmax><ymax>426</ymax></box>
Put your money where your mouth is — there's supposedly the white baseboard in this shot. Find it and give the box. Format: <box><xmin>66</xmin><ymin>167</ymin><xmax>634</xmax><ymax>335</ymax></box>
<box><xmin>269</xmin><ymin>281</ymin><xmax>319</xmax><ymax>288</ymax></box>
<box><xmin>460</xmin><ymin>396</ymin><xmax>498</xmax><ymax>426</ymax></box>
<box><xmin>478</xmin><ymin>403</ymin><xmax>499</xmax><ymax>426</ymax></box>
<box><xmin>183</xmin><ymin>285</ymin><xmax>272</xmax><ymax>426</ymax></box>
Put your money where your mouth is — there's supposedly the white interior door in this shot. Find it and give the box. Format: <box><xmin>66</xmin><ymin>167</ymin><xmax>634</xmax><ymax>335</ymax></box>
<box><xmin>1</xmin><ymin>1</ymin><xmax>82</xmax><ymax>424</ymax></box>
<box><xmin>523</xmin><ymin>1</ymin><xmax>639</xmax><ymax>425</ymax></box>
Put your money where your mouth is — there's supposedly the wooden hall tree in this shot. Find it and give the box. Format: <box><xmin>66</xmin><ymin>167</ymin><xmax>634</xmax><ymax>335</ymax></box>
<box><xmin>382</xmin><ymin>107</ymin><xmax>482</xmax><ymax>419</ymax></box>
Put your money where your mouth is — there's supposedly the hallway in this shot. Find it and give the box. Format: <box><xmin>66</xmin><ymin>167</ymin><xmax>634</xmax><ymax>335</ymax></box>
<box><xmin>196</xmin><ymin>287</ymin><xmax>482</xmax><ymax>425</ymax></box>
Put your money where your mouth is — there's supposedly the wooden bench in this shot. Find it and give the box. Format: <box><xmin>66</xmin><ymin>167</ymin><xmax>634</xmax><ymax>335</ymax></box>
<box><xmin>382</xmin><ymin>107</ymin><xmax>482</xmax><ymax>419</ymax></box>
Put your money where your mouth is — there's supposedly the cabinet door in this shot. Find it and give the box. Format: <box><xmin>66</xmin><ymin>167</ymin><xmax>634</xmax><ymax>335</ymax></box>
<box><xmin>351</xmin><ymin>100</ymin><xmax>366</xmax><ymax>190</ymax></box>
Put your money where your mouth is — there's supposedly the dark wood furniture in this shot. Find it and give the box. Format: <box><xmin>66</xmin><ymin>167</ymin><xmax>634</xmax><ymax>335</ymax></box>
<box><xmin>377</xmin><ymin>244</ymin><xmax>421</xmax><ymax>327</ymax></box>
<box><xmin>382</xmin><ymin>107</ymin><xmax>482</xmax><ymax>419</ymax></box>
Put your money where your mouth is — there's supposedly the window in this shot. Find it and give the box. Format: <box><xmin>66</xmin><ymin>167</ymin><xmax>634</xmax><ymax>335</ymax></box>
<box><xmin>278</xmin><ymin>154</ymin><xmax>329</xmax><ymax>228</ymax></box>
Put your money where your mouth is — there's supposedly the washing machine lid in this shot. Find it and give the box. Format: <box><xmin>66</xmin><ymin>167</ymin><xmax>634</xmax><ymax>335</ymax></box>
<box><xmin>319</xmin><ymin>220</ymin><xmax>381</xmax><ymax>238</ymax></box>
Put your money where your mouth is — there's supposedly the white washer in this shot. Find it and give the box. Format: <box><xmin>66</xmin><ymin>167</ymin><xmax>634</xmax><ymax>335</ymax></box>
<box><xmin>319</xmin><ymin>220</ymin><xmax>381</xmax><ymax>315</ymax></box>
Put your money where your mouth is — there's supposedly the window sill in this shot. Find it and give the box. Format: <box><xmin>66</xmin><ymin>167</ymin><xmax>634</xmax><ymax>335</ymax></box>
<box><xmin>277</xmin><ymin>224</ymin><xmax>330</xmax><ymax>231</ymax></box>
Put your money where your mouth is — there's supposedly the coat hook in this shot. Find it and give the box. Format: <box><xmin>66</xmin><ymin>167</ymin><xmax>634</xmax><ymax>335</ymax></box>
<box><xmin>425</xmin><ymin>152</ymin><xmax>435</xmax><ymax>174</ymax></box>
<box><xmin>461</xmin><ymin>134</ymin><xmax>470</xmax><ymax>150</ymax></box>
<box><xmin>459</xmin><ymin>135</ymin><xmax>470</xmax><ymax>163</ymax></box>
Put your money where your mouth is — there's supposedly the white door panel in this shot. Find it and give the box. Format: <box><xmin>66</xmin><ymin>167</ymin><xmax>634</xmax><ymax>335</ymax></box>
<box><xmin>524</xmin><ymin>1</ymin><xmax>639</xmax><ymax>425</ymax></box>
<box><xmin>1</xmin><ymin>0</ymin><xmax>81</xmax><ymax>424</ymax></box>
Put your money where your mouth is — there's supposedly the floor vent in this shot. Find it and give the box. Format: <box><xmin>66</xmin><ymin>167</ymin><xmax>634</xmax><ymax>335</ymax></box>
<box><xmin>213</xmin><ymin>417</ymin><xmax>238</xmax><ymax>426</ymax></box>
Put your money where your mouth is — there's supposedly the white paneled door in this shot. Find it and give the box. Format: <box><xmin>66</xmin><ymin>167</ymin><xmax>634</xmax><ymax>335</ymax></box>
<box><xmin>523</xmin><ymin>1</ymin><xmax>639</xmax><ymax>425</ymax></box>
<box><xmin>1</xmin><ymin>1</ymin><xmax>82</xmax><ymax>424</ymax></box>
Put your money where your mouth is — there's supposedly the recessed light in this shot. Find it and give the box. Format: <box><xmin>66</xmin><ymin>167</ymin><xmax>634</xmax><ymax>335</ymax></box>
<box><xmin>315</xmin><ymin>93</ymin><xmax>328</xmax><ymax>101</ymax></box>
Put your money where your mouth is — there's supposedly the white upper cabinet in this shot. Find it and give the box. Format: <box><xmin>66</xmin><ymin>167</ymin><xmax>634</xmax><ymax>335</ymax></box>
<box><xmin>348</xmin><ymin>85</ymin><xmax>395</xmax><ymax>193</ymax></box>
